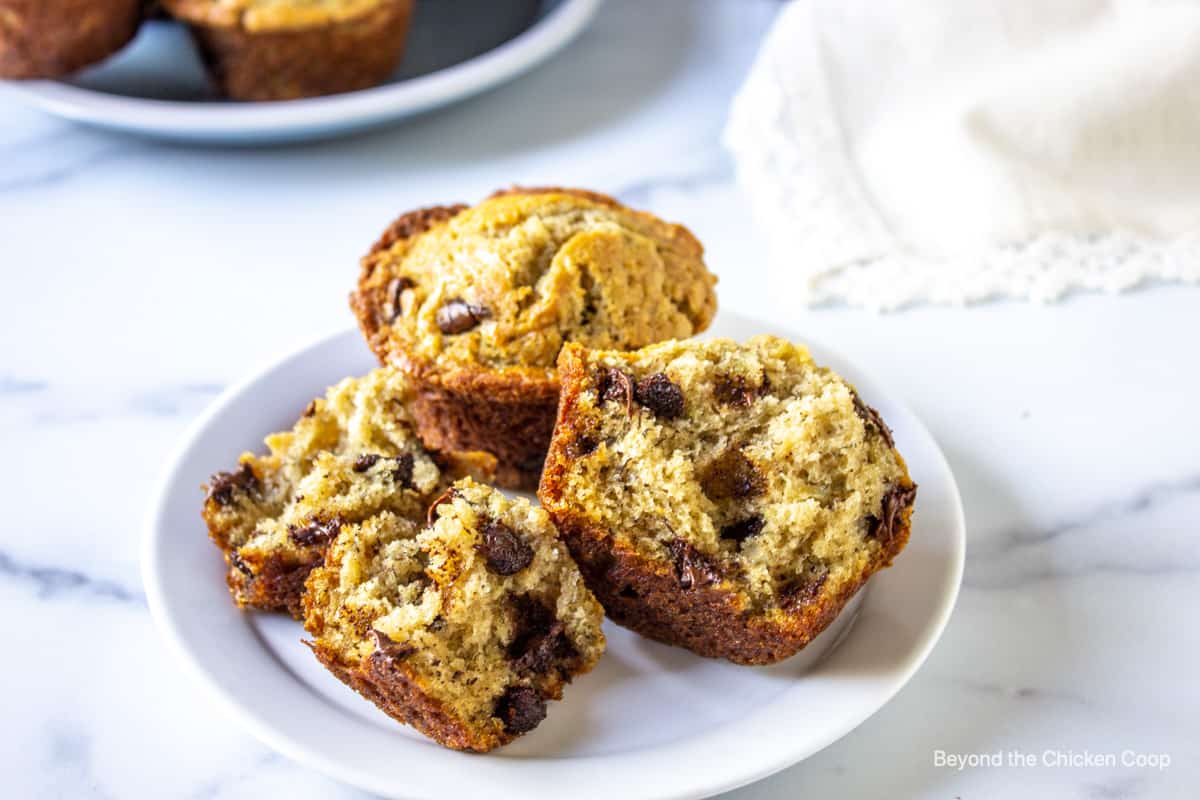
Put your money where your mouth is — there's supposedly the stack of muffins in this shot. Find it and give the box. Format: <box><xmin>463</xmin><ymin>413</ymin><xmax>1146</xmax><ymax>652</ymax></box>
<box><xmin>0</xmin><ymin>0</ymin><xmax>416</xmax><ymax>100</ymax></box>
<box><xmin>201</xmin><ymin>187</ymin><xmax>917</xmax><ymax>751</ymax></box>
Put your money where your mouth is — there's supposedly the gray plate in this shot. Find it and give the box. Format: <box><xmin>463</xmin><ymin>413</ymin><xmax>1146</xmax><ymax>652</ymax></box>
<box><xmin>2</xmin><ymin>0</ymin><xmax>600</xmax><ymax>143</ymax></box>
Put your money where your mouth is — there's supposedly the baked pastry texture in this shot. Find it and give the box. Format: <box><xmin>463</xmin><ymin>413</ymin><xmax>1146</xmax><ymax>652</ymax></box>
<box><xmin>0</xmin><ymin>0</ymin><xmax>143</xmax><ymax>79</ymax></box>
<box><xmin>162</xmin><ymin>0</ymin><xmax>414</xmax><ymax>100</ymax></box>
<box><xmin>538</xmin><ymin>337</ymin><xmax>917</xmax><ymax>665</ymax></box>
<box><xmin>351</xmin><ymin>187</ymin><xmax>719</xmax><ymax>490</ymax></box>
<box><xmin>202</xmin><ymin>367</ymin><xmax>452</xmax><ymax>617</ymax></box>
<box><xmin>304</xmin><ymin>478</ymin><xmax>606</xmax><ymax>752</ymax></box>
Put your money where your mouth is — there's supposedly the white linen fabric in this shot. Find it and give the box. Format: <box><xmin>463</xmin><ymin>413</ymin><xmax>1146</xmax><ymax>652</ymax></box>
<box><xmin>724</xmin><ymin>0</ymin><xmax>1200</xmax><ymax>309</ymax></box>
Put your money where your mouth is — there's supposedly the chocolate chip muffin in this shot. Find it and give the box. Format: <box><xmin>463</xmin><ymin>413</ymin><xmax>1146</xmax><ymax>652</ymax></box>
<box><xmin>162</xmin><ymin>0</ymin><xmax>414</xmax><ymax>100</ymax></box>
<box><xmin>538</xmin><ymin>337</ymin><xmax>917</xmax><ymax>665</ymax></box>
<box><xmin>351</xmin><ymin>188</ymin><xmax>719</xmax><ymax>491</ymax></box>
<box><xmin>0</xmin><ymin>0</ymin><xmax>143</xmax><ymax>78</ymax></box>
<box><xmin>202</xmin><ymin>367</ymin><xmax>467</xmax><ymax>618</ymax></box>
<box><xmin>304</xmin><ymin>478</ymin><xmax>606</xmax><ymax>752</ymax></box>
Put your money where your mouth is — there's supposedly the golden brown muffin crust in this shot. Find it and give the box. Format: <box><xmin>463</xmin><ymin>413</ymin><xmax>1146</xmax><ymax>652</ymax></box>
<box><xmin>0</xmin><ymin>0</ymin><xmax>143</xmax><ymax>79</ymax></box>
<box><xmin>353</xmin><ymin>188</ymin><xmax>717</xmax><ymax>378</ymax></box>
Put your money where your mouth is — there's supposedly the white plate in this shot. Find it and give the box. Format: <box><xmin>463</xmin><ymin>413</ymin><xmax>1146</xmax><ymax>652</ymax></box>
<box><xmin>142</xmin><ymin>312</ymin><xmax>965</xmax><ymax>800</ymax></box>
<box><xmin>2</xmin><ymin>0</ymin><xmax>600</xmax><ymax>144</ymax></box>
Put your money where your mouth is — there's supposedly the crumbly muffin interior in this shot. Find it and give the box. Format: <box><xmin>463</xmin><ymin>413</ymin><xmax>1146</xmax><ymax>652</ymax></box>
<box><xmin>203</xmin><ymin>367</ymin><xmax>441</xmax><ymax>584</ymax></box>
<box><xmin>361</xmin><ymin>191</ymin><xmax>718</xmax><ymax>374</ymax></box>
<box><xmin>305</xmin><ymin>479</ymin><xmax>605</xmax><ymax>734</ymax></box>
<box><xmin>548</xmin><ymin>336</ymin><xmax>914</xmax><ymax>613</ymax></box>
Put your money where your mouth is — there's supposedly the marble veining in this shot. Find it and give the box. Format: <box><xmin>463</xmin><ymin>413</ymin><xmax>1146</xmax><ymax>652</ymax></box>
<box><xmin>0</xmin><ymin>0</ymin><xmax>1196</xmax><ymax>798</ymax></box>
<box><xmin>0</xmin><ymin>550</ymin><xmax>144</xmax><ymax>604</ymax></box>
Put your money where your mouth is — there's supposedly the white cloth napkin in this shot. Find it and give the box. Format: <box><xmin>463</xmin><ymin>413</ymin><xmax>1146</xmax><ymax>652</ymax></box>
<box><xmin>724</xmin><ymin>0</ymin><xmax>1200</xmax><ymax>309</ymax></box>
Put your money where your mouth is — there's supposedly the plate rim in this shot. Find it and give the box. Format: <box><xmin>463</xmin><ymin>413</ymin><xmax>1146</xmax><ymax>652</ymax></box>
<box><xmin>141</xmin><ymin>314</ymin><xmax>965</xmax><ymax>799</ymax></box>
<box><xmin>4</xmin><ymin>0</ymin><xmax>602</xmax><ymax>140</ymax></box>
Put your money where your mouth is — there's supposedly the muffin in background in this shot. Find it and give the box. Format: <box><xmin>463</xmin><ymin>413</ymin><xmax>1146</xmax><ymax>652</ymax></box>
<box><xmin>162</xmin><ymin>0</ymin><xmax>415</xmax><ymax>100</ymax></box>
<box><xmin>0</xmin><ymin>0</ymin><xmax>143</xmax><ymax>79</ymax></box>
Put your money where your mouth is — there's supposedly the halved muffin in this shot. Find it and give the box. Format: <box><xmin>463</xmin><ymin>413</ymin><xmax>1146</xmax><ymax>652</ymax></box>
<box><xmin>538</xmin><ymin>337</ymin><xmax>917</xmax><ymax>665</ymax></box>
<box><xmin>304</xmin><ymin>478</ymin><xmax>606</xmax><ymax>752</ymax></box>
<box><xmin>162</xmin><ymin>0</ymin><xmax>414</xmax><ymax>100</ymax></box>
<box><xmin>351</xmin><ymin>187</ymin><xmax>719</xmax><ymax>490</ymax></box>
<box><xmin>0</xmin><ymin>0</ymin><xmax>143</xmax><ymax>78</ymax></box>
<box><xmin>201</xmin><ymin>367</ymin><xmax>467</xmax><ymax>617</ymax></box>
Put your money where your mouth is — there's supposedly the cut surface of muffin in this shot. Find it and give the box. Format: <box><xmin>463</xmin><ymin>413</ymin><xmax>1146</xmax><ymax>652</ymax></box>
<box><xmin>304</xmin><ymin>478</ymin><xmax>606</xmax><ymax>752</ymax></box>
<box><xmin>162</xmin><ymin>0</ymin><xmax>414</xmax><ymax>100</ymax></box>
<box><xmin>351</xmin><ymin>187</ymin><xmax>719</xmax><ymax>489</ymax></box>
<box><xmin>538</xmin><ymin>336</ymin><xmax>917</xmax><ymax>665</ymax></box>
<box><xmin>202</xmin><ymin>367</ymin><xmax>448</xmax><ymax>617</ymax></box>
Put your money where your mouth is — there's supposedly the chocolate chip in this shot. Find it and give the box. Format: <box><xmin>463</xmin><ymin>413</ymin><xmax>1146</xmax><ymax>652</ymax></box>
<box><xmin>713</xmin><ymin>374</ymin><xmax>759</xmax><ymax>408</ymax></box>
<box><xmin>507</xmin><ymin>595</ymin><xmax>575</xmax><ymax>675</ymax></box>
<box><xmin>700</xmin><ymin>449</ymin><xmax>766</xmax><ymax>500</ymax></box>
<box><xmin>288</xmin><ymin>517</ymin><xmax>343</xmax><ymax>547</ymax></box>
<box><xmin>353</xmin><ymin>454</ymin><xmax>381</xmax><ymax>472</ymax></box>
<box><xmin>634</xmin><ymin>372</ymin><xmax>685</xmax><ymax>419</ymax></box>
<box><xmin>597</xmin><ymin>367</ymin><xmax>633</xmax><ymax>412</ymax></box>
<box><xmin>851</xmin><ymin>391</ymin><xmax>894</xmax><ymax>448</ymax></box>
<box><xmin>720</xmin><ymin>515</ymin><xmax>765</xmax><ymax>544</ymax></box>
<box><xmin>207</xmin><ymin>463</ymin><xmax>259</xmax><ymax>506</ymax></box>
<box><xmin>302</xmin><ymin>400</ymin><xmax>318</xmax><ymax>418</ymax></box>
<box><xmin>386</xmin><ymin>277</ymin><xmax>414</xmax><ymax>321</ymax></box>
<box><xmin>370</xmin><ymin>629</ymin><xmax>416</xmax><ymax>661</ymax></box>
<box><xmin>865</xmin><ymin>483</ymin><xmax>917</xmax><ymax>546</ymax></box>
<box><xmin>780</xmin><ymin>568</ymin><xmax>829</xmax><ymax>611</ymax></box>
<box><xmin>567</xmin><ymin>434</ymin><xmax>598</xmax><ymax>458</ymax></box>
<box><xmin>666</xmin><ymin>539</ymin><xmax>722</xmax><ymax>589</ymax></box>
<box><xmin>392</xmin><ymin>452</ymin><xmax>415</xmax><ymax>488</ymax></box>
<box><xmin>427</xmin><ymin>616</ymin><xmax>447</xmax><ymax>633</ymax></box>
<box><xmin>436</xmin><ymin>299</ymin><xmax>488</xmax><ymax>334</ymax></box>
<box><xmin>476</xmin><ymin>521</ymin><xmax>534</xmax><ymax>575</ymax></box>
<box><xmin>495</xmin><ymin>686</ymin><xmax>546</xmax><ymax>734</ymax></box>
<box><xmin>228</xmin><ymin>550</ymin><xmax>254</xmax><ymax>577</ymax></box>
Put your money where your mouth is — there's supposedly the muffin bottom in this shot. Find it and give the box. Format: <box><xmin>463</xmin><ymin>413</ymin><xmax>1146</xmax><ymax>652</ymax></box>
<box><xmin>183</xmin><ymin>0</ymin><xmax>414</xmax><ymax>101</ymax></box>
<box><xmin>408</xmin><ymin>370</ymin><xmax>559</xmax><ymax>493</ymax></box>
<box><xmin>0</xmin><ymin>0</ymin><xmax>142</xmax><ymax>79</ymax></box>
<box><xmin>552</xmin><ymin>510</ymin><xmax>912</xmax><ymax>665</ymax></box>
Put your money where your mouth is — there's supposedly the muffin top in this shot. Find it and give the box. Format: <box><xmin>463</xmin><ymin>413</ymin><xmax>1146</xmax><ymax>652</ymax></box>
<box><xmin>352</xmin><ymin>189</ymin><xmax>719</xmax><ymax>382</ymax></box>
<box><xmin>163</xmin><ymin>0</ymin><xmax>390</xmax><ymax>31</ymax></box>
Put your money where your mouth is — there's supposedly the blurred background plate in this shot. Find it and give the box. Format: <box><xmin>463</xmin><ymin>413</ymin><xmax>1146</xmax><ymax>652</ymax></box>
<box><xmin>0</xmin><ymin>0</ymin><xmax>601</xmax><ymax>144</ymax></box>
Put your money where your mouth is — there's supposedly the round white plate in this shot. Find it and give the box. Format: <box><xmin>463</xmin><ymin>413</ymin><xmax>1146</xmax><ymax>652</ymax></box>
<box><xmin>3</xmin><ymin>0</ymin><xmax>600</xmax><ymax>144</ymax></box>
<box><xmin>143</xmin><ymin>312</ymin><xmax>965</xmax><ymax>800</ymax></box>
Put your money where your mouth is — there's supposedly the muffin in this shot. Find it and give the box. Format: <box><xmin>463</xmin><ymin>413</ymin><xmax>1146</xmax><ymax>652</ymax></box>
<box><xmin>0</xmin><ymin>0</ymin><xmax>143</xmax><ymax>79</ymax></box>
<box><xmin>162</xmin><ymin>0</ymin><xmax>414</xmax><ymax>100</ymax></box>
<box><xmin>304</xmin><ymin>478</ymin><xmax>606</xmax><ymax>752</ymax></box>
<box><xmin>351</xmin><ymin>187</ymin><xmax>719</xmax><ymax>490</ymax></box>
<box><xmin>201</xmin><ymin>367</ymin><xmax>464</xmax><ymax>617</ymax></box>
<box><xmin>538</xmin><ymin>337</ymin><xmax>917</xmax><ymax>665</ymax></box>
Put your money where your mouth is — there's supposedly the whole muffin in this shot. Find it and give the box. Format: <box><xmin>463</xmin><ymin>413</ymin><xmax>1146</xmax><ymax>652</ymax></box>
<box><xmin>351</xmin><ymin>188</ymin><xmax>719</xmax><ymax>491</ymax></box>
<box><xmin>0</xmin><ymin>0</ymin><xmax>143</xmax><ymax>79</ymax></box>
<box><xmin>162</xmin><ymin>0</ymin><xmax>414</xmax><ymax>100</ymax></box>
<box><xmin>538</xmin><ymin>337</ymin><xmax>917</xmax><ymax>665</ymax></box>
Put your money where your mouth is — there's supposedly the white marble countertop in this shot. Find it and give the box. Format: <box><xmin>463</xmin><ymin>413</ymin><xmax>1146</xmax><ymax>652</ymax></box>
<box><xmin>2</xmin><ymin>1</ymin><xmax>1197</xmax><ymax>797</ymax></box>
